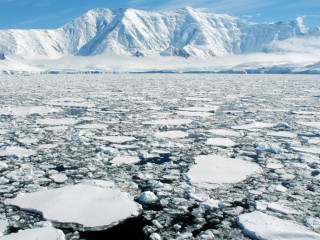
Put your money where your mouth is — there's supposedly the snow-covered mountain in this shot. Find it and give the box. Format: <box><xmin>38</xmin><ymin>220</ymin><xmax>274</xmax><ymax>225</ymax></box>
<box><xmin>0</xmin><ymin>7</ymin><xmax>319</xmax><ymax>58</ymax></box>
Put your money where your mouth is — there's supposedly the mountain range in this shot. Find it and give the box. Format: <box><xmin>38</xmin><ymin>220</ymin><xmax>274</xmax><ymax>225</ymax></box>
<box><xmin>0</xmin><ymin>7</ymin><xmax>319</xmax><ymax>59</ymax></box>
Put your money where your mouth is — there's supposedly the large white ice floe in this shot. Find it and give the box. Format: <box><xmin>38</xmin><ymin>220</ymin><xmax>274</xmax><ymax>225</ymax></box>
<box><xmin>0</xmin><ymin>106</ymin><xmax>60</xmax><ymax>116</ymax></box>
<box><xmin>205</xmin><ymin>138</ymin><xmax>236</xmax><ymax>147</ymax></box>
<box><xmin>36</xmin><ymin>118</ymin><xmax>78</xmax><ymax>125</ymax></box>
<box><xmin>143</xmin><ymin>119</ymin><xmax>192</xmax><ymax>125</ymax></box>
<box><xmin>111</xmin><ymin>156</ymin><xmax>140</xmax><ymax>165</ymax></box>
<box><xmin>237</xmin><ymin>211</ymin><xmax>320</xmax><ymax>240</ymax></box>
<box><xmin>46</xmin><ymin>97</ymin><xmax>95</xmax><ymax>108</ymax></box>
<box><xmin>297</xmin><ymin>121</ymin><xmax>320</xmax><ymax>129</ymax></box>
<box><xmin>187</xmin><ymin>155</ymin><xmax>261</xmax><ymax>188</ymax></box>
<box><xmin>0</xmin><ymin>226</ymin><xmax>65</xmax><ymax>240</ymax></box>
<box><xmin>93</xmin><ymin>136</ymin><xmax>136</xmax><ymax>143</ymax></box>
<box><xmin>0</xmin><ymin>146</ymin><xmax>36</xmax><ymax>158</ymax></box>
<box><xmin>154</xmin><ymin>131</ymin><xmax>188</xmax><ymax>139</ymax></box>
<box><xmin>292</xmin><ymin>146</ymin><xmax>320</xmax><ymax>154</ymax></box>
<box><xmin>266</xmin><ymin>131</ymin><xmax>297</xmax><ymax>138</ymax></box>
<box><xmin>209</xmin><ymin>129</ymin><xmax>242</xmax><ymax>137</ymax></box>
<box><xmin>232</xmin><ymin>122</ymin><xmax>276</xmax><ymax>130</ymax></box>
<box><xmin>5</xmin><ymin>182</ymin><xmax>141</xmax><ymax>228</ymax></box>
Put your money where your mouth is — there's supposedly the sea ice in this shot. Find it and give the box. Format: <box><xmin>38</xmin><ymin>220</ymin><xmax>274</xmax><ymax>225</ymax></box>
<box><xmin>154</xmin><ymin>131</ymin><xmax>188</xmax><ymax>139</ymax></box>
<box><xmin>255</xmin><ymin>142</ymin><xmax>282</xmax><ymax>153</ymax></box>
<box><xmin>0</xmin><ymin>106</ymin><xmax>60</xmax><ymax>116</ymax></box>
<box><xmin>232</xmin><ymin>122</ymin><xmax>276</xmax><ymax>130</ymax></box>
<box><xmin>266</xmin><ymin>131</ymin><xmax>297</xmax><ymax>138</ymax></box>
<box><xmin>93</xmin><ymin>136</ymin><xmax>136</xmax><ymax>143</ymax></box>
<box><xmin>0</xmin><ymin>219</ymin><xmax>8</xmax><ymax>237</ymax></box>
<box><xmin>187</xmin><ymin>155</ymin><xmax>261</xmax><ymax>187</ymax></box>
<box><xmin>209</xmin><ymin>129</ymin><xmax>241</xmax><ymax>137</ymax></box>
<box><xmin>205</xmin><ymin>138</ymin><xmax>236</xmax><ymax>147</ymax></box>
<box><xmin>5</xmin><ymin>182</ymin><xmax>141</xmax><ymax>228</ymax></box>
<box><xmin>0</xmin><ymin>226</ymin><xmax>65</xmax><ymax>240</ymax></box>
<box><xmin>238</xmin><ymin>211</ymin><xmax>320</xmax><ymax>240</ymax></box>
<box><xmin>0</xmin><ymin>146</ymin><xmax>36</xmax><ymax>158</ymax></box>
<box><xmin>111</xmin><ymin>156</ymin><xmax>140</xmax><ymax>165</ymax></box>
<box><xmin>36</xmin><ymin>118</ymin><xmax>78</xmax><ymax>125</ymax></box>
<box><xmin>292</xmin><ymin>147</ymin><xmax>320</xmax><ymax>154</ymax></box>
<box><xmin>297</xmin><ymin>122</ymin><xmax>320</xmax><ymax>129</ymax></box>
<box><xmin>49</xmin><ymin>173</ymin><xmax>68</xmax><ymax>183</ymax></box>
<box><xmin>267</xmin><ymin>202</ymin><xmax>302</xmax><ymax>215</ymax></box>
<box><xmin>138</xmin><ymin>191</ymin><xmax>158</xmax><ymax>204</ymax></box>
<box><xmin>142</xmin><ymin>119</ymin><xmax>192</xmax><ymax>125</ymax></box>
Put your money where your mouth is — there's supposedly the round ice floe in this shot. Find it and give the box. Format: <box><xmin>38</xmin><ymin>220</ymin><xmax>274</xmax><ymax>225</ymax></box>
<box><xmin>5</xmin><ymin>183</ymin><xmax>141</xmax><ymax>228</ymax></box>
<box><xmin>36</xmin><ymin>118</ymin><xmax>78</xmax><ymax>126</ymax></box>
<box><xmin>138</xmin><ymin>191</ymin><xmax>158</xmax><ymax>204</ymax></box>
<box><xmin>0</xmin><ymin>146</ymin><xmax>36</xmax><ymax>158</ymax></box>
<box><xmin>237</xmin><ymin>211</ymin><xmax>320</xmax><ymax>240</ymax></box>
<box><xmin>111</xmin><ymin>156</ymin><xmax>140</xmax><ymax>165</ymax></box>
<box><xmin>49</xmin><ymin>173</ymin><xmax>68</xmax><ymax>183</ymax></box>
<box><xmin>187</xmin><ymin>155</ymin><xmax>260</xmax><ymax>187</ymax></box>
<box><xmin>143</xmin><ymin>119</ymin><xmax>192</xmax><ymax>125</ymax></box>
<box><xmin>209</xmin><ymin>129</ymin><xmax>241</xmax><ymax>137</ymax></box>
<box><xmin>0</xmin><ymin>226</ymin><xmax>65</xmax><ymax>240</ymax></box>
<box><xmin>154</xmin><ymin>131</ymin><xmax>188</xmax><ymax>139</ymax></box>
<box><xmin>94</xmin><ymin>136</ymin><xmax>136</xmax><ymax>143</ymax></box>
<box><xmin>206</xmin><ymin>138</ymin><xmax>236</xmax><ymax>147</ymax></box>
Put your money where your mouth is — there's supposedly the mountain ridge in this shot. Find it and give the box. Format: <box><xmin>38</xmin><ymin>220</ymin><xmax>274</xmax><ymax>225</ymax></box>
<box><xmin>0</xmin><ymin>7</ymin><xmax>319</xmax><ymax>58</ymax></box>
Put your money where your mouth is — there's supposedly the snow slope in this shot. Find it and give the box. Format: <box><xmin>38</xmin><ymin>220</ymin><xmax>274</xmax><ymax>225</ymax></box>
<box><xmin>0</xmin><ymin>7</ymin><xmax>319</xmax><ymax>58</ymax></box>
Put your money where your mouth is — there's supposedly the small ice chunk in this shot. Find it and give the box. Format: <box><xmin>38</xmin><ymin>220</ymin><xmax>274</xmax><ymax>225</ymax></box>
<box><xmin>305</xmin><ymin>216</ymin><xmax>320</xmax><ymax>231</ymax></box>
<box><xmin>206</xmin><ymin>138</ymin><xmax>236</xmax><ymax>147</ymax></box>
<box><xmin>255</xmin><ymin>142</ymin><xmax>282</xmax><ymax>153</ymax></box>
<box><xmin>275</xmin><ymin>185</ymin><xmax>288</xmax><ymax>192</ymax></box>
<box><xmin>0</xmin><ymin>146</ymin><xmax>36</xmax><ymax>158</ymax></box>
<box><xmin>198</xmin><ymin>229</ymin><xmax>215</xmax><ymax>239</ymax></box>
<box><xmin>187</xmin><ymin>155</ymin><xmax>261</xmax><ymax>186</ymax></box>
<box><xmin>154</xmin><ymin>131</ymin><xmax>188</xmax><ymax>139</ymax></box>
<box><xmin>150</xmin><ymin>232</ymin><xmax>162</xmax><ymax>240</ymax></box>
<box><xmin>49</xmin><ymin>173</ymin><xmax>68</xmax><ymax>183</ymax></box>
<box><xmin>0</xmin><ymin>226</ymin><xmax>65</xmax><ymax>240</ymax></box>
<box><xmin>0</xmin><ymin>162</ymin><xmax>8</xmax><ymax>171</ymax></box>
<box><xmin>5</xmin><ymin>182</ymin><xmax>141</xmax><ymax>228</ymax></box>
<box><xmin>138</xmin><ymin>191</ymin><xmax>158</xmax><ymax>204</ymax></box>
<box><xmin>238</xmin><ymin>211</ymin><xmax>320</xmax><ymax>240</ymax></box>
<box><xmin>199</xmin><ymin>199</ymin><xmax>221</xmax><ymax>210</ymax></box>
<box><xmin>111</xmin><ymin>156</ymin><xmax>140</xmax><ymax>165</ymax></box>
<box><xmin>0</xmin><ymin>218</ymin><xmax>9</xmax><ymax>237</ymax></box>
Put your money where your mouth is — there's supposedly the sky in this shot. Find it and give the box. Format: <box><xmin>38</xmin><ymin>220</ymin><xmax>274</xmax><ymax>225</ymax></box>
<box><xmin>0</xmin><ymin>0</ymin><xmax>319</xmax><ymax>29</ymax></box>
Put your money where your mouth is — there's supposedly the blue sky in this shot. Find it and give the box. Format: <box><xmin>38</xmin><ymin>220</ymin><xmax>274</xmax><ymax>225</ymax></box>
<box><xmin>0</xmin><ymin>0</ymin><xmax>319</xmax><ymax>29</ymax></box>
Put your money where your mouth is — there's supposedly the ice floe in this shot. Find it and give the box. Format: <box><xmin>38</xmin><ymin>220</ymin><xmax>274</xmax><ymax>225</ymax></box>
<box><xmin>154</xmin><ymin>131</ymin><xmax>188</xmax><ymax>139</ymax></box>
<box><xmin>0</xmin><ymin>106</ymin><xmax>60</xmax><ymax>116</ymax></box>
<box><xmin>0</xmin><ymin>226</ymin><xmax>65</xmax><ymax>240</ymax></box>
<box><xmin>209</xmin><ymin>129</ymin><xmax>242</xmax><ymax>137</ymax></box>
<box><xmin>0</xmin><ymin>146</ymin><xmax>36</xmax><ymax>158</ymax></box>
<box><xmin>93</xmin><ymin>136</ymin><xmax>136</xmax><ymax>143</ymax></box>
<box><xmin>138</xmin><ymin>191</ymin><xmax>158</xmax><ymax>204</ymax></box>
<box><xmin>0</xmin><ymin>219</ymin><xmax>8</xmax><ymax>237</ymax></box>
<box><xmin>238</xmin><ymin>211</ymin><xmax>320</xmax><ymax>240</ymax></box>
<box><xmin>5</xmin><ymin>182</ymin><xmax>141</xmax><ymax>228</ymax></box>
<box><xmin>36</xmin><ymin>118</ymin><xmax>78</xmax><ymax>125</ymax></box>
<box><xmin>143</xmin><ymin>119</ymin><xmax>192</xmax><ymax>125</ymax></box>
<box><xmin>111</xmin><ymin>156</ymin><xmax>140</xmax><ymax>165</ymax></box>
<box><xmin>187</xmin><ymin>155</ymin><xmax>261</xmax><ymax>187</ymax></box>
<box><xmin>232</xmin><ymin>122</ymin><xmax>276</xmax><ymax>130</ymax></box>
<box><xmin>205</xmin><ymin>138</ymin><xmax>236</xmax><ymax>147</ymax></box>
<box><xmin>297</xmin><ymin>121</ymin><xmax>320</xmax><ymax>129</ymax></box>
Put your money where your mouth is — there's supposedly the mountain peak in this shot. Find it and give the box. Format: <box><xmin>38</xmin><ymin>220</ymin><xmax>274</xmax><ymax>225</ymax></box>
<box><xmin>0</xmin><ymin>7</ymin><xmax>318</xmax><ymax>58</ymax></box>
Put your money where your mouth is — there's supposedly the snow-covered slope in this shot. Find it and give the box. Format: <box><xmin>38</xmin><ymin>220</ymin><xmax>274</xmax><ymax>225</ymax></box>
<box><xmin>0</xmin><ymin>7</ymin><xmax>319</xmax><ymax>58</ymax></box>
